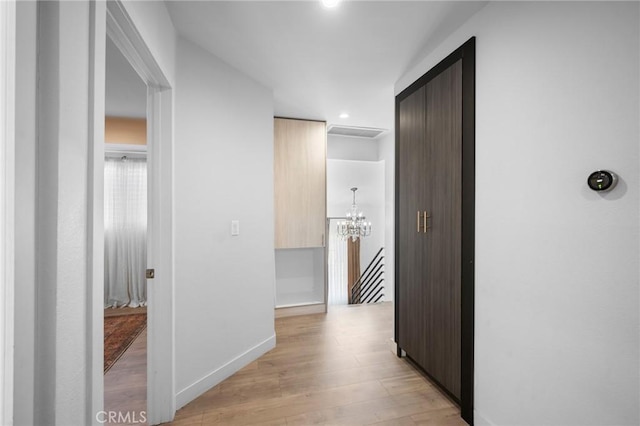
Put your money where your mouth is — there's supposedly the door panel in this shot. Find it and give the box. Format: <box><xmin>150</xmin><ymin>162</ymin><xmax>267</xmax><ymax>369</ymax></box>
<box><xmin>397</xmin><ymin>60</ymin><xmax>463</xmax><ymax>400</ymax></box>
<box><xmin>424</xmin><ymin>60</ymin><xmax>462</xmax><ymax>398</ymax></box>
<box><xmin>397</xmin><ymin>86</ymin><xmax>427</xmax><ymax>365</ymax></box>
<box><xmin>395</xmin><ymin>38</ymin><xmax>474</xmax><ymax>424</ymax></box>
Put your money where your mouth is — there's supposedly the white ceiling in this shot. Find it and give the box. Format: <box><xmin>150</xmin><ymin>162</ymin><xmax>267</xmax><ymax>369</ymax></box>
<box><xmin>165</xmin><ymin>1</ymin><xmax>487</xmax><ymax>131</ymax></box>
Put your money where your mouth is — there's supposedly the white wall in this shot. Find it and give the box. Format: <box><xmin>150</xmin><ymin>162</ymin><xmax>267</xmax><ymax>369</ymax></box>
<box><xmin>396</xmin><ymin>2</ymin><xmax>639</xmax><ymax>425</ymax></box>
<box><xmin>105</xmin><ymin>37</ymin><xmax>146</xmax><ymax>118</ymax></box>
<box><xmin>121</xmin><ymin>0</ymin><xmax>176</xmax><ymax>86</ymax></box>
<box><xmin>327</xmin><ymin>159</ymin><xmax>386</xmax><ymax>298</ymax></box>
<box><xmin>327</xmin><ymin>134</ymin><xmax>380</xmax><ymax>161</ymax></box>
<box><xmin>377</xmin><ymin>132</ymin><xmax>395</xmax><ymax>302</ymax></box>
<box><xmin>174</xmin><ymin>37</ymin><xmax>276</xmax><ymax>408</ymax></box>
<box><xmin>13</xmin><ymin>1</ymin><xmax>36</xmax><ymax>424</ymax></box>
<box><xmin>0</xmin><ymin>0</ymin><xmax>16</xmax><ymax>423</ymax></box>
<box><xmin>33</xmin><ymin>2</ymin><xmax>93</xmax><ymax>423</ymax></box>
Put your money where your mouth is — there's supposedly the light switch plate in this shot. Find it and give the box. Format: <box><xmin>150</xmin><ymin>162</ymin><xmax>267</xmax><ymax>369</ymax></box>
<box><xmin>231</xmin><ymin>220</ymin><xmax>240</xmax><ymax>236</ymax></box>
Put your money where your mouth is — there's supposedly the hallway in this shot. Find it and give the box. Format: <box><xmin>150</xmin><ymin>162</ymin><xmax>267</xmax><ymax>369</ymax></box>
<box><xmin>167</xmin><ymin>303</ymin><xmax>464</xmax><ymax>425</ymax></box>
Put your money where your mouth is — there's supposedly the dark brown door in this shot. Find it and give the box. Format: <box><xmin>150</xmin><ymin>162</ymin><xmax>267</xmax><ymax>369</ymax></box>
<box><xmin>422</xmin><ymin>60</ymin><xmax>462</xmax><ymax>398</ymax></box>
<box><xmin>396</xmin><ymin>38</ymin><xmax>473</xmax><ymax>422</ymax></box>
<box><xmin>397</xmin><ymin>85</ymin><xmax>427</xmax><ymax>365</ymax></box>
<box><xmin>397</xmin><ymin>60</ymin><xmax>462</xmax><ymax>398</ymax></box>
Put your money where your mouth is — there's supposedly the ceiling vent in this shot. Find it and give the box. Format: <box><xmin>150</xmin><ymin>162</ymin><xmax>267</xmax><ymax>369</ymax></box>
<box><xmin>327</xmin><ymin>125</ymin><xmax>386</xmax><ymax>139</ymax></box>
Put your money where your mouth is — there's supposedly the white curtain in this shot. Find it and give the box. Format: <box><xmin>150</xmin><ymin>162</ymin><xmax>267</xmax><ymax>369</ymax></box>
<box><xmin>104</xmin><ymin>157</ymin><xmax>147</xmax><ymax>308</ymax></box>
<box><xmin>328</xmin><ymin>220</ymin><xmax>348</xmax><ymax>305</ymax></box>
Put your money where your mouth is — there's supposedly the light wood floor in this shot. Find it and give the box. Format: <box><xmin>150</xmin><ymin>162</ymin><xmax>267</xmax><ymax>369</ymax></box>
<box><xmin>104</xmin><ymin>326</ymin><xmax>147</xmax><ymax>425</ymax></box>
<box><xmin>166</xmin><ymin>302</ymin><xmax>464</xmax><ymax>426</ymax></box>
<box><xmin>103</xmin><ymin>303</ymin><xmax>464</xmax><ymax>425</ymax></box>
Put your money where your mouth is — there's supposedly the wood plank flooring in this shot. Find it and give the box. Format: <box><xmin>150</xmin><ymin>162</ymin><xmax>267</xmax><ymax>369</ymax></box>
<box><xmin>167</xmin><ymin>302</ymin><xmax>464</xmax><ymax>426</ymax></box>
<box><xmin>103</xmin><ymin>303</ymin><xmax>464</xmax><ymax>425</ymax></box>
<box><xmin>104</xmin><ymin>325</ymin><xmax>147</xmax><ymax>425</ymax></box>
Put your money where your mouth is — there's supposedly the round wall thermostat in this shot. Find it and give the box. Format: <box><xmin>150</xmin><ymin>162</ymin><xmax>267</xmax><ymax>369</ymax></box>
<box><xmin>587</xmin><ymin>170</ymin><xmax>617</xmax><ymax>192</ymax></box>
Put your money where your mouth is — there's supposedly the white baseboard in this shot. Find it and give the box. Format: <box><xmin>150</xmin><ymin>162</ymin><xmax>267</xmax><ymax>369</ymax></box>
<box><xmin>175</xmin><ymin>334</ymin><xmax>276</xmax><ymax>410</ymax></box>
<box><xmin>275</xmin><ymin>303</ymin><xmax>326</xmax><ymax>318</ymax></box>
<box><xmin>388</xmin><ymin>337</ymin><xmax>397</xmax><ymax>354</ymax></box>
<box><xmin>474</xmin><ymin>409</ymin><xmax>496</xmax><ymax>426</ymax></box>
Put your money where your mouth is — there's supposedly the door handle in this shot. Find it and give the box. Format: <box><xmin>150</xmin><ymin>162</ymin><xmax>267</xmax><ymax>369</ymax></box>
<box><xmin>417</xmin><ymin>211</ymin><xmax>430</xmax><ymax>233</ymax></box>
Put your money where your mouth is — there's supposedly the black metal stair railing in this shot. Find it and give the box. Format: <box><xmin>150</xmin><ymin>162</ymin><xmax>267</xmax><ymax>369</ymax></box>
<box><xmin>350</xmin><ymin>247</ymin><xmax>384</xmax><ymax>304</ymax></box>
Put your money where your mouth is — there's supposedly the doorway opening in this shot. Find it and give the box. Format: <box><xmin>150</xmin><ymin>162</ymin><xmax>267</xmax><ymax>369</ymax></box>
<box><xmin>103</xmin><ymin>35</ymin><xmax>148</xmax><ymax>421</ymax></box>
<box><xmin>95</xmin><ymin>3</ymin><xmax>175</xmax><ymax>423</ymax></box>
<box><xmin>326</xmin><ymin>159</ymin><xmax>386</xmax><ymax>307</ymax></box>
<box><xmin>327</xmin><ymin>217</ymin><xmax>385</xmax><ymax>306</ymax></box>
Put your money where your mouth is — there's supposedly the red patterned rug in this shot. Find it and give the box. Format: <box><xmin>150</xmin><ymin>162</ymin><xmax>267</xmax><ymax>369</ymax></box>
<box><xmin>104</xmin><ymin>313</ymin><xmax>146</xmax><ymax>373</ymax></box>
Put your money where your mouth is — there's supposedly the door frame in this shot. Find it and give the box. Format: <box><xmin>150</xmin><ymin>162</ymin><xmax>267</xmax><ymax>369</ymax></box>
<box><xmin>0</xmin><ymin>0</ymin><xmax>16</xmax><ymax>423</ymax></box>
<box><xmin>90</xmin><ymin>1</ymin><xmax>175</xmax><ymax>424</ymax></box>
<box><xmin>394</xmin><ymin>37</ymin><xmax>475</xmax><ymax>424</ymax></box>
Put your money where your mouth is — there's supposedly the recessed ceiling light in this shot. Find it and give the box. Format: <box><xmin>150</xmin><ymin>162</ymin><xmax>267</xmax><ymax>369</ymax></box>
<box><xmin>339</xmin><ymin>113</ymin><xmax>349</xmax><ymax>119</ymax></box>
<box><xmin>322</xmin><ymin>0</ymin><xmax>340</xmax><ymax>8</ymax></box>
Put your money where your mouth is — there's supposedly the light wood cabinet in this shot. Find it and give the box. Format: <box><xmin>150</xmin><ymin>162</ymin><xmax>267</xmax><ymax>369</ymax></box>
<box><xmin>274</xmin><ymin>117</ymin><xmax>326</xmax><ymax>248</ymax></box>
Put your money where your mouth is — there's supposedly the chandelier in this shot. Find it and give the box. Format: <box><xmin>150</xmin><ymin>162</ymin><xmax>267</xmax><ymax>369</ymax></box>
<box><xmin>337</xmin><ymin>187</ymin><xmax>371</xmax><ymax>241</ymax></box>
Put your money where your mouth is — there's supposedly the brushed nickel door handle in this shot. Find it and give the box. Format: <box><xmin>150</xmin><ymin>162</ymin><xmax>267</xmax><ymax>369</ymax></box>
<box><xmin>423</xmin><ymin>211</ymin><xmax>432</xmax><ymax>233</ymax></box>
<box><xmin>423</xmin><ymin>211</ymin><xmax>427</xmax><ymax>233</ymax></box>
<box><xmin>417</xmin><ymin>210</ymin><xmax>421</xmax><ymax>233</ymax></box>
